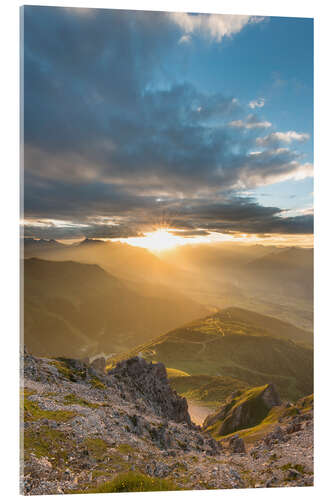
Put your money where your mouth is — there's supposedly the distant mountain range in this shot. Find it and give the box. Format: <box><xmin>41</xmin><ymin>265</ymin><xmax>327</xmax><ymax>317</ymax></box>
<box><xmin>244</xmin><ymin>247</ymin><xmax>313</xmax><ymax>300</ymax></box>
<box><xmin>24</xmin><ymin>258</ymin><xmax>207</xmax><ymax>358</ymax></box>
<box><xmin>160</xmin><ymin>243</ymin><xmax>314</xmax><ymax>330</ymax></box>
<box><xmin>162</xmin><ymin>243</ymin><xmax>313</xmax><ymax>298</ymax></box>
<box><xmin>24</xmin><ymin>238</ymin><xmax>66</xmax><ymax>250</ymax></box>
<box><xmin>249</xmin><ymin>246</ymin><xmax>313</xmax><ymax>269</ymax></box>
<box><xmin>23</xmin><ymin>237</ymin><xmax>314</xmax><ymax>331</ymax></box>
<box><xmin>23</xmin><ymin>237</ymin><xmax>187</xmax><ymax>286</ymax></box>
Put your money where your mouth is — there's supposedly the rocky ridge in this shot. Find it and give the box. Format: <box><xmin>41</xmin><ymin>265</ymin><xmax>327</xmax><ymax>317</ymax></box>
<box><xmin>203</xmin><ymin>383</ymin><xmax>282</xmax><ymax>436</ymax></box>
<box><xmin>21</xmin><ymin>350</ymin><xmax>313</xmax><ymax>494</ymax></box>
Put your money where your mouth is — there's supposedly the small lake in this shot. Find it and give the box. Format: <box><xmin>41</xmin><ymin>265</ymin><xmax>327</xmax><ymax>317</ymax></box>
<box><xmin>187</xmin><ymin>401</ymin><xmax>215</xmax><ymax>426</ymax></box>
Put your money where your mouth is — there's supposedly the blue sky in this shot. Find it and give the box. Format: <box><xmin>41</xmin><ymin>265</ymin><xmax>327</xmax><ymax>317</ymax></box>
<box><xmin>23</xmin><ymin>7</ymin><xmax>313</xmax><ymax>244</ymax></box>
<box><xmin>183</xmin><ymin>16</ymin><xmax>313</xmax><ymax>152</ymax></box>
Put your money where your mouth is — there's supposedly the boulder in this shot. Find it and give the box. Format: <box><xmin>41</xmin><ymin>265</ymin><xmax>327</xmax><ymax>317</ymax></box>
<box><xmin>229</xmin><ymin>435</ymin><xmax>246</xmax><ymax>454</ymax></box>
<box><xmin>264</xmin><ymin>426</ymin><xmax>285</xmax><ymax>447</ymax></box>
<box><xmin>90</xmin><ymin>357</ymin><xmax>106</xmax><ymax>374</ymax></box>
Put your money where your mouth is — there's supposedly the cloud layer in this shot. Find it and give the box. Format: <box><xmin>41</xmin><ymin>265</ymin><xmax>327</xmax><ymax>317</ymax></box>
<box><xmin>23</xmin><ymin>7</ymin><xmax>313</xmax><ymax>240</ymax></box>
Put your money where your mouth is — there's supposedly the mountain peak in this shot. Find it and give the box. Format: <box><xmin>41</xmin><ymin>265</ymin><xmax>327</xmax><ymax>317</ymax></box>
<box><xmin>79</xmin><ymin>238</ymin><xmax>105</xmax><ymax>245</ymax></box>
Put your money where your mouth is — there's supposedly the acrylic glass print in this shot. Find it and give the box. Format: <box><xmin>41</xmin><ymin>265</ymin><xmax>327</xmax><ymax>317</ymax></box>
<box><xmin>21</xmin><ymin>5</ymin><xmax>314</xmax><ymax>495</ymax></box>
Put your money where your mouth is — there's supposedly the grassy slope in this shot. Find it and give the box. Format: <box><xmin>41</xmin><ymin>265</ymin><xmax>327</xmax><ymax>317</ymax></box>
<box><xmin>169</xmin><ymin>374</ymin><xmax>249</xmax><ymax>408</ymax></box>
<box><xmin>204</xmin><ymin>384</ymin><xmax>277</xmax><ymax>436</ymax></box>
<box><xmin>215</xmin><ymin>307</ymin><xmax>312</xmax><ymax>345</ymax></box>
<box><xmin>208</xmin><ymin>394</ymin><xmax>314</xmax><ymax>444</ymax></box>
<box><xmin>166</xmin><ymin>368</ymin><xmax>190</xmax><ymax>378</ymax></box>
<box><xmin>110</xmin><ymin>308</ymin><xmax>313</xmax><ymax>402</ymax></box>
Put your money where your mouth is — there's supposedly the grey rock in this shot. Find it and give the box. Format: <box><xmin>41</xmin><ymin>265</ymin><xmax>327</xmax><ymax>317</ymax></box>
<box><xmin>110</xmin><ymin>357</ymin><xmax>191</xmax><ymax>425</ymax></box>
<box><xmin>229</xmin><ymin>435</ymin><xmax>246</xmax><ymax>454</ymax></box>
<box><xmin>90</xmin><ymin>357</ymin><xmax>106</xmax><ymax>374</ymax></box>
<box><xmin>264</xmin><ymin>425</ymin><xmax>285</xmax><ymax>447</ymax></box>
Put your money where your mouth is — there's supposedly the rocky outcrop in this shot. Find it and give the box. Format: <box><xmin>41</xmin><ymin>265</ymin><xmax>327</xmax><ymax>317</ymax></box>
<box><xmin>261</xmin><ymin>383</ymin><xmax>281</xmax><ymax>408</ymax></box>
<box><xmin>21</xmin><ymin>351</ymin><xmax>313</xmax><ymax>495</ymax></box>
<box><xmin>22</xmin><ymin>351</ymin><xmax>224</xmax><ymax>494</ymax></box>
<box><xmin>203</xmin><ymin>384</ymin><xmax>282</xmax><ymax>436</ymax></box>
<box><xmin>110</xmin><ymin>357</ymin><xmax>191</xmax><ymax>425</ymax></box>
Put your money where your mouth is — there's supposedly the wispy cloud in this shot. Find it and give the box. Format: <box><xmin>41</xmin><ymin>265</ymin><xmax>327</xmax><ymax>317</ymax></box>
<box><xmin>249</xmin><ymin>97</ymin><xmax>265</xmax><ymax>109</ymax></box>
<box><xmin>256</xmin><ymin>131</ymin><xmax>310</xmax><ymax>147</ymax></box>
<box><xmin>229</xmin><ymin>114</ymin><xmax>272</xmax><ymax>129</ymax></box>
<box><xmin>178</xmin><ymin>34</ymin><xmax>191</xmax><ymax>44</ymax></box>
<box><xmin>169</xmin><ymin>12</ymin><xmax>264</xmax><ymax>43</ymax></box>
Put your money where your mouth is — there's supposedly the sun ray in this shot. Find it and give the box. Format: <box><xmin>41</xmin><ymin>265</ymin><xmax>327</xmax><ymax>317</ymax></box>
<box><xmin>124</xmin><ymin>228</ymin><xmax>184</xmax><ymax>252</ymax></box>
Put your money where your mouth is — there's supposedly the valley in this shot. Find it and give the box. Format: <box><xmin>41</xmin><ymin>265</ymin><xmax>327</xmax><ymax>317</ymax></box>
<box><xmin>186</xmin><ymin>402</ymin><xmax>213</xmax><ymax>426</ymax></box>
<box><xmin>21</xmin><ymin>8</ymin><xmax>314</xmax><ymax>494</ymax></box>
<box><xmin>22</xmin><ymin>238</ymin><xmax>314</xmax><ymax>493</ymax></box>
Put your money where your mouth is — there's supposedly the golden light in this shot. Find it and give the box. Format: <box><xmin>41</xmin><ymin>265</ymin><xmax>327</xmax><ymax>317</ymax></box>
<box><xmin>117</xmin><ymin>227</ymin><xmax>236</xmax><ymax>253</ymax></box>
<box><xmin>111</xmin><ymin>227</ymin><xmax>314</xmax><ymax>253</ymax></box>
<box><xmin>125</xmin><ymin>228</ymin><xmax>185</xmax><ymax>252</ymax></box>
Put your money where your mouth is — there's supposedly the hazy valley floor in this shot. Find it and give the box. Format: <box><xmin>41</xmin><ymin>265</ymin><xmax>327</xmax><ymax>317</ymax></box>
<box><xmin>187</xmin><ymin>402</ymin><xmax>214</xmax><ymax>426</ymax></box>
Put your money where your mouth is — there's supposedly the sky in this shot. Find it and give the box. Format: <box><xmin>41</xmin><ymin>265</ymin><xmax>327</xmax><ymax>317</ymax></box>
<box><xmin>22</xmin><ymin>6</ymin><xmax>313</xmax><ymax>247</ymax></box>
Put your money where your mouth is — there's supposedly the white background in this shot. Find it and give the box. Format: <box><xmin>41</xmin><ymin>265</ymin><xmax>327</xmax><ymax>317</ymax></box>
<box><xmin>0</xmin><ymin>0</ymin><xmax>332</xmax><ymax>498</ymax></box>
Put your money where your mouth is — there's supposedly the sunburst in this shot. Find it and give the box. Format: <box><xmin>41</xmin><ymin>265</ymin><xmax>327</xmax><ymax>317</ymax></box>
<box><xmin>126</xmin><ymin>228</ymin><xmax>183</xmax><ymax>252</ymax></box>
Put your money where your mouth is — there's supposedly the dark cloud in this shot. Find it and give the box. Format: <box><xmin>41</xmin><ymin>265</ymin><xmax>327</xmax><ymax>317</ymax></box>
<box><xmin>23</xmin><ymin>6</ymin><xmax>313</xmax><ymax>239</ymax></box>
<box><xmin>169</xmin><ymin>229</ymin><xmax>212</xmax><ymax>237</ymax></box>
<box><xmin>24</xmin><ymin>189</ymin><xmax>314</xmax><ymax>239</ymax></box>
<box><xmin>163</xmin><ymin>197</ymin><xmax>314</xmax><ymax>235</ymax></box>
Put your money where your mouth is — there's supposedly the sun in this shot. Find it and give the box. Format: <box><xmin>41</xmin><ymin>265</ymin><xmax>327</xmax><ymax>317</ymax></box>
<box><xmin>124</xmin><ymin>228</ymin><xmax>185</xmax><ymax>253</ymax></box>
<box><xmin>117</xmin><ymin>226</ymin><xmax>230</xmax><ymax>253</ymax></box>
<box><xmin>148</xmin><ymin>229</ymin><xmax>184</xmax><ymax>251</ymax></box>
